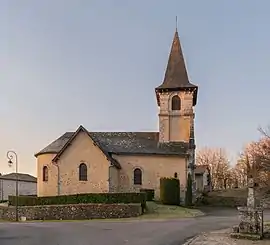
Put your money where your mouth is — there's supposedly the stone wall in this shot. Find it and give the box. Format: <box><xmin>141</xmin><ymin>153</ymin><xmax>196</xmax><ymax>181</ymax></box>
<box><xmin>113</xmin><ymin>154</ymin><xmax>187</xmax><ymax>201</ymax></box>
<box><xmin>261</xmin><ymin>196</ymin><xmax>270</xmax><ymax>209</ymax></box>
<box><xmin>37</xmin><ymin>130</ymin><xmax>111</xmax><ymax>197</ymax></box>
<box><xmin>158</xmin><ymin>91</ymin><xmax>194</xmax><ymax>143</ymax></box>
<box><xmin>0</xmin><ymin>203</ymin><xmax>142</xmax><ymax>221</ymax></box>
<box><xmin>195</xmin><ymin>195</ymin><xmax>270</xmax><ymax>209</ymax></box>
<box><xmin>195</xmin><ymin>195</ymin><xmax>247</xmax><ymax>207</ymax></box>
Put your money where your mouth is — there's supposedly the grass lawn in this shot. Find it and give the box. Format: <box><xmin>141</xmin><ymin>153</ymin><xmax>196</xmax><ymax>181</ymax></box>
<box><xmin>141</xmin><ymin>201</ymin><xmax>204</xmax><ymax>219</ymax></box>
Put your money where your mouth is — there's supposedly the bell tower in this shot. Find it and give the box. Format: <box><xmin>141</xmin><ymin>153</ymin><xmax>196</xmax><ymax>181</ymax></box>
<box><xmin>155</xmin><ymin>29</ymin><xmax>198</xmax><ymax>145</ymax></box>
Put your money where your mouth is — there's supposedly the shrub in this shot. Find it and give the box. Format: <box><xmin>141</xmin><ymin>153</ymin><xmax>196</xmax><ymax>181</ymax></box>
<box><xmin>140</xmin><ymin>189</ymin><xmax>155</xmax><ymax>201</ymax></box>
<box><xmin>8</xmin><ymin>192</ymin><xmax>147</xmax><ymax>212</ymax></box>
<box><xmin>185</xmin><ymin>173</ymin><xmax>193</xmax><ymax>207</ymax></box>
<box><xmin>160</xmin><ymin>177</ymin><xmax>180</xmax><ymax>205</ymax></box>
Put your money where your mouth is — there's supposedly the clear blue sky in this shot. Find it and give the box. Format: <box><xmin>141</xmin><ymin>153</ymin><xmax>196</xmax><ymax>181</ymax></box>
<box><xmin>1</xmin><ymin>0</ymin><xmax>270</xmax><ymax>176</ymax></box>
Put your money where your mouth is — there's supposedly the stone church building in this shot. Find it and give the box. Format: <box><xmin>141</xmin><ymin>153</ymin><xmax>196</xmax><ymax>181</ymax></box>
<box><xmin>35</xmin><ymin>29</ymin><xmax>198</xmax><ymax>201</ymax></box>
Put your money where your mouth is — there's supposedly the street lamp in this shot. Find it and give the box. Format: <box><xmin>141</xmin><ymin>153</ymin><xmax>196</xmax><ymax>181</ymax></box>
<box><xmin>7</xmin><ymin>151</ymin><xmax>18</xmax><ymax>222</ymax></box>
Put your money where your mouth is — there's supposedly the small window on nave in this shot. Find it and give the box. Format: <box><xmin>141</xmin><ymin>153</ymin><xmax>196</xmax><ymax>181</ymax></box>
<box><xmin>79</xmin><ymin>163</ymin><xmax>88</xmax><ymax>181</ymax></box>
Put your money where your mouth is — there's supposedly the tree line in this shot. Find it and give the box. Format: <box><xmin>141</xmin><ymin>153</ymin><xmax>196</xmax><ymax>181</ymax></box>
<box><xmin>196</xmin><ymin>127</ymin><xmax>270</xmax><ymax>190</ymax></box>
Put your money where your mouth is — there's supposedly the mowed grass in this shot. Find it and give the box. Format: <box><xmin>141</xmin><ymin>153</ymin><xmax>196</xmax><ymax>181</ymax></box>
<box><xmin>141</xmin><ymin>201</ymin><xmax>204</xmax><ymax>219</ymax></box>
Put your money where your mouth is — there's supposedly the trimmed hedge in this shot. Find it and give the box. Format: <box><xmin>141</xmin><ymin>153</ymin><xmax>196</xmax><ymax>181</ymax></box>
<box><xmin>8</xmin><ymin>192</ymin><xmax>147</xmax><ymax>211</ymax></box>
<box><xmin>185</xmin><ymin>173</ymin><xmax>193</xmax><ymax>207</ymax></box>
<box><xmin>140</xmin><ymin>189</ymin><xmax>154</xmax><ymax>201</ymax></box>
<box><xmin>160</xmin><ymin>177</ymin><xmax>180</xmax><ymax>205</ymax></box>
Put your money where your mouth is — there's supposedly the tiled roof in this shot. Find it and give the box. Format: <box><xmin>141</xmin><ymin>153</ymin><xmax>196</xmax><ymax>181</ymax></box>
<box><xmin>155</xmin><ymin>30</ymin><xmax>198</xmax><ymax>107</ymax></box>
<box><xmin>195</xmin><ymin>165</ymin><xmax>209</xmax><ymax>174</ymax></box>
<box><xmin>0</xmin><ymin>173</ymin><xmax>37</xmax><ymax>182</ymax></box>
<box><xmin>35</xmin><ymin>131</ymin><xmax>190</xmax><ymax>159</ymax></box>
<box><xmin>155</xmin><ymin>30</ymin><xmax>197</xmax><ymax>91</ymax></box>
<box><xmin>36</xmin><ymin>132</ymin><xmax>73</xmax><ymax>155</ymax></box>
<box><xmin>90</xmin><ymin>132</ymin><xmax>189</xmax><ymax>155</ymax></box>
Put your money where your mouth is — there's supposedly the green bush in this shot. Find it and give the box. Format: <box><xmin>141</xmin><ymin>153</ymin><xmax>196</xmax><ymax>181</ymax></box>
<box><xmin>160</xmin><ymin>177</ymin><xmax>180</xmax><ymax>205</ymax></box>
<box><xmin>8</xmin><ymin>192</ymin><xmax>147</xmax><ymax>211</ymax></box>
<box><xmin>140</xmin><ymin>189</ymin><xmax>155</xmax><ymax>201</ymax></box>
<box><xmin>185</xmin><ymin>173</ymin><xmax>193</xmax><ymax>207</ymax></box>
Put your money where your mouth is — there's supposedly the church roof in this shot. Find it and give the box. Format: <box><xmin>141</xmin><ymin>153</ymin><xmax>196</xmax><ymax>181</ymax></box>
<box><xmin>194</xmin><ymin>165</ymin><xmax>210</xmax><ymax>175</ymax></box>
<box><xmin>156</xmin><ymin>30</ymin><xmax>197</xmax><ymax>90</ymax></box>
<box><xmin>35</xmin><ymin>127</ymin><xmax>190</xmax><ymax>166</ymax></box>
<box><xmin>155</xmin><ymin>30</ymin><xmax>198</xmax><ymax>106</ymax></box>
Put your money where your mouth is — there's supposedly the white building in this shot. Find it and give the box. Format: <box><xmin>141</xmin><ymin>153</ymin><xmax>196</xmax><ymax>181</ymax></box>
<box><xmin>0</xmin><ymin>173</ymin><xmax>37</xmax><ymax>201</ymax></box>
<box><xmin>194</xmin><ymin>165</ymin><xmax>211</xmax><ymax>192</ymax></box>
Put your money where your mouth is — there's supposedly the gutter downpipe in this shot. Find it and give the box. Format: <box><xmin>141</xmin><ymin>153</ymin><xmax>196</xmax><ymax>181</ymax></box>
<box><xmin>52</xmin><ymin>160</ymin><xmax>60</xmax><ymax>196</ymax></box>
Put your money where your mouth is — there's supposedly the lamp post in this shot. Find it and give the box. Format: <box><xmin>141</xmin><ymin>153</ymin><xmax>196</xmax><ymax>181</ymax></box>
<box><xmin>7</xmin><ymin>151</ymin><xmax>19</xmax><ymax>222</ymax></box>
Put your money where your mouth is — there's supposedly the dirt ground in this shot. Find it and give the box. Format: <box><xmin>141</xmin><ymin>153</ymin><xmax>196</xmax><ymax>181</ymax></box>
<box><xmin>188</xmin><ymin>228</ymin><xmax>270</xmax><ymax>245</ymax></box>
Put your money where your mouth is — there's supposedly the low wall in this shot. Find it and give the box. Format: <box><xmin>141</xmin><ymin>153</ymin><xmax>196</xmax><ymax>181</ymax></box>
<box><xmin>196</xmin><ymin>196</ymin><xmax>270</xmax><ymax>209</ymax></box>
<box><xmin>0</xmin><ymin>203</ymin><xmax>142</xmax><ymax>221</ymax></box>
<box><xmin>195</xmin><ymin>195</ymin><xmax>247</xmax><ymax>207</ymax></box>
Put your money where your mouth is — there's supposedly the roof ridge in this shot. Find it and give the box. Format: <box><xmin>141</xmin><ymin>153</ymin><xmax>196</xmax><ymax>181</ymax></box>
<box><xmin>0</xmin><ymin>173</ymin><xmax>37</xmax><ymax>182</ymax></box>
<box><xmin>35</xmin><ymin>127</ymin><xmax>189</xmax><ymax>158</ymax></box>
<box><xmin>51</xmin><ymin>125</ymin><xmax>121</xmax><ymax>169</ymax></box>
<box><xmin>2</xmin><ymin>172</ymin><xmax>35</xmax><ymax>176</ymax></box>
<box><xmin>90</xmin><ymin>131</ymin><xmax>158</xmax><ymax>133</ymax></box>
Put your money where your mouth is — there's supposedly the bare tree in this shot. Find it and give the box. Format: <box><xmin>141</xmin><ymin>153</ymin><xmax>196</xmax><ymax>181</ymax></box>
<box><xmin>238</xmin><ymin>136</ymin><xmax>270</xmax><ymax>188</ymax></box>
<box><xmin>196</xmin><ymin>147</ymin><xmax>231</xmax><ymax>190</ymax></box>
<box><xmin>257</xmin><ymin>126</ymin><xmax>270</xmax><ymax>171</ymax></box>
<box><xmin>233</xmin><ymin>158</ymin><xmax>248</xmax><ymax>188</ymax></box>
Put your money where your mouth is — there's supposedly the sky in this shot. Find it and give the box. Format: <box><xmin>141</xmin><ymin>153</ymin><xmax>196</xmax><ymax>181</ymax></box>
<box><xmin>1</xmin><ymin>0</ymin><xmax>270</xmax><ymax>176</ymax></box>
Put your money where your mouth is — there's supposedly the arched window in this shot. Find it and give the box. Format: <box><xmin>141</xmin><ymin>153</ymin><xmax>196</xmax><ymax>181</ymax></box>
<box><xmin>43</xmin><ymin>166</ymin><xmax>48</xmax><ymax>182</ymax></box>
<box><xmin>171</xmin><ymin>95</ymin><xmax>181</xmax><ymax>110</ymax></box>
<box><xmin>174</xmin><ymin>172</ymin><xmax>178</xmax><ymax>178</ymax></box>
<box><xmin>79</xmin><ymin>163</ymin><xmax>88</xmax><ymax>181</ymax></box>
<box><xmin>133</xmin><ymin>168</ymin><xmax>142</xmax><ymax>185</ymax></box>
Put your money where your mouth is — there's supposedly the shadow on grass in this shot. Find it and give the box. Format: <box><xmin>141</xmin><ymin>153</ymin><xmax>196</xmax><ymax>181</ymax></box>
<box><xmin>142</xmin><ymin>201</ymin><xmax>204</xmax><ymax>219</ymax></box>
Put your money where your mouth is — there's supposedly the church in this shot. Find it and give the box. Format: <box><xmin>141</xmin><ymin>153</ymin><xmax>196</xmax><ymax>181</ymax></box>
<box><xmin>35</xmin><ymin>29</ymin><xmax>198</xmax><ymax>201</ymax></box>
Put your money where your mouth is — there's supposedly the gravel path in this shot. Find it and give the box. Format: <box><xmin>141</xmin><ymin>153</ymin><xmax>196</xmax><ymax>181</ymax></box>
<box><xmin>186</xmin><ymin>228</ymin><xmax>270</xmax><ymax>245</ymax></box>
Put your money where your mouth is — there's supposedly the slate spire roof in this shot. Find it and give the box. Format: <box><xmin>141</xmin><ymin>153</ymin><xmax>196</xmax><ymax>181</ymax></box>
<box><xmin>34</xmin><ymin>31</ymin><xmax>197</xmax><ymax>165</ymax></box>
<box><xmin>156</xmin><ymin>29</ymin><xmax>197</xmax><ymax>90</ymax></box>
<box><xmin>155</xmin><ymin>29</ymin><xmax>198</xmax><ymax>105</ymax></box>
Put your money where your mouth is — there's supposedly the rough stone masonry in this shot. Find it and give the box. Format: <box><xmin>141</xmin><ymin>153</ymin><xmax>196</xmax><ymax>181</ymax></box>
<box><xmin>0</xmin><ymin>203</ymin><xmax>142</xmax><ymax>221</ymax></box>
<box><xmin>232</xmin><ymin>178</ymin><xmax>264</xmax><ymax>239</ymax></box>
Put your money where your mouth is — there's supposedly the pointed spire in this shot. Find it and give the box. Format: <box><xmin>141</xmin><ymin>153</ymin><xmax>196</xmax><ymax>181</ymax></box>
<box><xmin>156</xmin><ymin>29</ymin><xmax>197</xmax><ymax>90</ymax></box>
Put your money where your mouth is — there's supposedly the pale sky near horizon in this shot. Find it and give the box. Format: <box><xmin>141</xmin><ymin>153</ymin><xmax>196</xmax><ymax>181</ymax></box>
<box><xmin>1</xmin><ymin>1</ymin><xmax>270</xmax><ymax>176</ymax></box>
